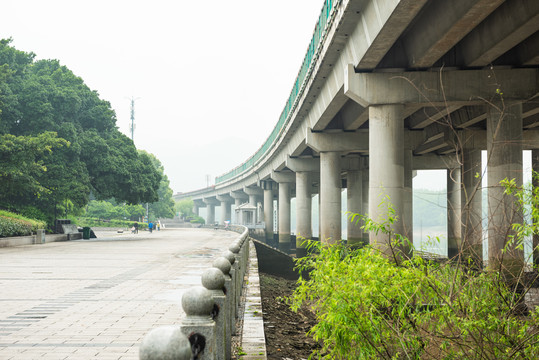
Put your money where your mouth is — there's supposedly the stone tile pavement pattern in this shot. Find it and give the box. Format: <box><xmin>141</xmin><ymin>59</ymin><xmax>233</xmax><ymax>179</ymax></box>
<box><xmin>0</xmin><ymin>228</ymin><xmax>238</xmax><ymax>359</ymax></box>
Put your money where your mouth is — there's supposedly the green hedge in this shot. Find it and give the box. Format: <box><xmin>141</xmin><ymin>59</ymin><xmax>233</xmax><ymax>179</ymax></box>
<box><xmin>0</xmin><ymin>211</ymin><xmax>47</xmax><ymax>237</ymax></box>
<box><xmin>74</xmin><ymin>217</ymin><xmax>148</xmax><ymax>229</ymax></box>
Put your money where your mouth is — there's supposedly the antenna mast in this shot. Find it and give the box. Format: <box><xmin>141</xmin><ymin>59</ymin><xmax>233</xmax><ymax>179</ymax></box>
<box><xmin>129</xmin><ymin>97</ymin><xmax>140</xmax><ymax>142</ymax></box>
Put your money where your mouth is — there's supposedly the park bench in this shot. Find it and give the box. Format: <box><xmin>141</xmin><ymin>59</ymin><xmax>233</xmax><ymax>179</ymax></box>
<box><xmin>61</xmin><ymin>224</ymin><xmax>82</xmax><ymax>240</ymax></box>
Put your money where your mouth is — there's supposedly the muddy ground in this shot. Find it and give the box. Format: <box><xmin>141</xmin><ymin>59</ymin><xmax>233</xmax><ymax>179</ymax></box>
<box><xmin>258</xmin><ymin>273</ymin><xmax>320</xmax><ymax>360</ymax></box>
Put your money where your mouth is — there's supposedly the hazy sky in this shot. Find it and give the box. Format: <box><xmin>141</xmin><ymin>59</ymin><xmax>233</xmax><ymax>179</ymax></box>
<box><xmin>1</xmin><ymin>0</ymin><xmax>324</xmax><ymax>193</ymax></box>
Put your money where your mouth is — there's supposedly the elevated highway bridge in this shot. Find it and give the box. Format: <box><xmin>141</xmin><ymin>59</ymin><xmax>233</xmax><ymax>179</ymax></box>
<box><xmin>175</xmin><ymin>0</ymin><xmax>539</xmax><ymax>266</ymax></box>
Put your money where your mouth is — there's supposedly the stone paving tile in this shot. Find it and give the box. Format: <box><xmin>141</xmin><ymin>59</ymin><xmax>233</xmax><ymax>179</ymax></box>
<box><xmin>0</xmin><ymin>228</ymin><xmax>238</xmax><ymax>359</ymax></box>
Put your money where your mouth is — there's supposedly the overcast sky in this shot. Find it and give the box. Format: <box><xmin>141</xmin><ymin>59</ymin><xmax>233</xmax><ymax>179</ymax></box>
<box><xmin>1</xmin><ymin>0</ymin><xmax>324</xmax><ymax>193</ymax></box>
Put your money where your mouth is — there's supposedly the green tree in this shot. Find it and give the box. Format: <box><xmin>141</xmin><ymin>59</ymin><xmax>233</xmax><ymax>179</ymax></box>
<box><xmin>143</xmin><ymin>151</ymin><xmax>175</xmax><ymax>219</ymax></box>
<box><xmin>0</xmin><ymin>39</ymin><xmax>162</xmax><ymax>220</ymax></box>
<box><xmin>176</xmin><ymin>198</ymin><xmax>194</xmax><ymax>219</ymax></box>
<box><xmin>0</xmin><ymin>132</ymin><xmax>68</xmax><ymax>210</ymax></box>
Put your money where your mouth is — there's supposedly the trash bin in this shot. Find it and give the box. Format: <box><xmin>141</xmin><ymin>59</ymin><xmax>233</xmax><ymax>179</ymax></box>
<box><xmin>82</xmin><ymin>227</ymin><xmax>91</xmax><ymax>239</ymax></box>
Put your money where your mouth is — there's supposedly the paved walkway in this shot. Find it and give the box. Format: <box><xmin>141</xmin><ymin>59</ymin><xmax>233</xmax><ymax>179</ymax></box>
<box><xmin>0</xmin><ymin>228</ymin><xmax>238</xmax><ymax>359</ymax></box>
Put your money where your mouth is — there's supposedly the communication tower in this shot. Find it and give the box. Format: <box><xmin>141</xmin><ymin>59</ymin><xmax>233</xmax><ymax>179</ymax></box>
<box><xmin>129</xmin><ymin>97</ymin><xmax>141</xmax><ymax>142</ymax></box>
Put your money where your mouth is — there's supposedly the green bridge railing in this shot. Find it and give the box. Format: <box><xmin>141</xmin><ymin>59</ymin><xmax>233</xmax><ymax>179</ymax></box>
<box><xmin>215</xmin><ymin>0</ymin><xmax>340</xmax><ymax>184</ymax></box>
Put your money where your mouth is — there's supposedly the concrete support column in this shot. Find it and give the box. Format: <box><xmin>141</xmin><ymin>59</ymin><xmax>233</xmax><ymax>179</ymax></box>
<box><xmin>347</xmin><ymin>163</ymin><xmax>363</xmax><ymax>246</ymax></box>
<box><xmin>296</xmin><ymin>171</ymin><xmax>312</xmax><ymax>257</ymax></box>
<box><xmin>369</xmin><ymin>104</ymin><xmax>408</xmax><ymax>258</ymax></box>
<box><xmin>263</xmin><ymin>187</ymin><xmax>274</xmax><ymax>245</ymax></box>
<box><xmin>278</xmin><ymin>182</ymin><xmax>291</xmax><ymax>252</ymax></box>
<box><xmin>532</xmin><ymin>150</ymin><xmax>539</xmax><ymax>267</ymax></box>
<box><xmin>206</xmin><ymin>204</ymin><xmax>215</xmax><ymax>225</ymax></box>
<box><xmin>220</xmin><ymin>201</ymin><xmax>230</xmax><ymax>224</ymax></box>
<box><xmin>362</xmin><ymin>164</ymin><xmax>369</xmax><ymax>244</ymax></box>
<box><xmin>244</xmin><ymin>186</ymin><xmax>263</xmax><ymax>223</ymax></box>
<box><xmin>487</xmin><ymin>102</ymin><xmax>523</xmax><ymax>273</ymax></box>
<box><xmin>320</xmin><ymin>151</ymin><xmax>341</xmax><ymax>244</ymax></box>
<box><xmin>403</xmin><ymin>147</ymin><xmax>413</xmax><ymax>243</ymax></box>
<box><xmin>447</xmin><ymin>168</ymin><xmax>462</xmax><ymax>259</ymax></box>
<box><xmin>230</xmin><ymin>191</ymin><xmax>247</xmax><ymax>224</ymax></box>
<box><xmin>461</xmin><ymin>147</ymin><xmax>483</xmax><ymax>264</ymax></box>
<box><xmin>286</xmin><ymin>157</ymin><xmax>319</xmax><ymax>254</ymax></box>
<box><xmin>217</xmin><ymin>194</ymin><xmax>233</xmax><ymax>225</ymax></box>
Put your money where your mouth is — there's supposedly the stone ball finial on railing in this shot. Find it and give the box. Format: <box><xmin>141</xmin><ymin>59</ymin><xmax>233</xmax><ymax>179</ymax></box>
<box><xmin>212</xmin><ymin>257</ymin><xmax>232</xmax><ymax>276</ymax></box>
<box><xmin>139</xmin><ymin>325</ymin><xmax>191</xmax><ymax>360</ymax></box>
<box><xmin>182</xmin><ymin>286</ymin><xmax>214</xmax><ymax>318</ymax></box>
<box><xmin>229</xmin><ymin>241</ymin><xmax>240</xmax><ymax>254</ymax></box>
<box><xmin>223</xmin><ymin>251</ymin><xmax>235</xmax><ymax>266</ymax></box>
<box><xmin>202</xmin><ymin>268</ymin><xmax>226</xmax><ymax>291</ymax></box>
<box><xmin>213</xmin><ymin>256</ymin><xmax>236</xmax><ymax>338</ymax></box>
<box><xmin>180</xmin><ymin>287</ymin><xmax>216</xmax><ymax>359</ymax></box>
<box><xmin>202</xmin><ymin>267</ymin><xmax>228</xmax><ymax>360</ymax></box>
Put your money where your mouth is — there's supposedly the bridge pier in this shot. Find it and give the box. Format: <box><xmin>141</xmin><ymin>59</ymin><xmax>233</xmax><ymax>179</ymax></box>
<box><xmin>260</xmin><ymin>180</ymin><xmax>275</xmax><ymax>245</ymax></box>
<box><xmin>369</xmin><ymin>104</ymin><xmax>409</xmax><ymax>257</ymax></box>
<box><xmin>447</xmin><ymin>168</ymin><xmax>462</xmax><ymax>259</ymax></box>
<box><xmin>345</xmin><ymin>156</ymin><xmax>363</xmax><ymax>246</ymax></box>
<box><xmin>460</xmin><ymin>144</ymin><xmax>483</xmax><ymax>264</ymax></box>
<box><xmin>243</xmin><ymin>186</ymin><xmax>263</xmax><ymax>225</ymax></box>
<box><xmin>486</xmin><ymin>102</ymin><xmax>523</xmax><ymax>272</ymax></box>
<box><xmin>320</xmin><ymin>151</ymin><xmax>342</xmax><ymax>244</ymax></box>
<box><xmin>230</xmin><ymin>191</ymin><xmax>248</xmax><ymax>224</ymax></box>
<box><xmin>272</xmin><ymin>171</ymin><xmax>295</xmax><ymax>252</ymax></box>
<box><xmin>217</xmin><ymin>194</ymin><xmax>233</xmax><ymax>225</ymax></box>
<box><xmin>203</xmin><ymin>198</ymin><xmax>219</xmax><ymax>225</ymax></box>
<box><xmin>286</xmin><ymin>157</ymin><xmax>319</xmax><ymax>256</ymax></box>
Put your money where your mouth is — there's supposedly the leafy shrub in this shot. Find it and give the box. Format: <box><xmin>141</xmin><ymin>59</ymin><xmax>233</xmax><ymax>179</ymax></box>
<box><xmin>73</xmin><ymin>217</ymin><xmax>147</xmax><ymax>230</ymax></box>
<box><xmin>0</xmin><ymin>210</ymin><xmax>47</xmax><ymax>237</ymax></box>
<box><xmin>188</xmin><ymin>215</ymin><xmax>205</xmax><ymax>224</ymax></box>
<box><xmin>290</xmin><ymin>242</ymin><xmax>539</xmax><ymax>359</ymax></box>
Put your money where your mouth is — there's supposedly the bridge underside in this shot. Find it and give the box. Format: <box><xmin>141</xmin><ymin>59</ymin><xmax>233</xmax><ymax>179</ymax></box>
<box><xmin>176</xmin><ymin>0</ymin><xmax>539</xmax><ymax>269</ymax></box>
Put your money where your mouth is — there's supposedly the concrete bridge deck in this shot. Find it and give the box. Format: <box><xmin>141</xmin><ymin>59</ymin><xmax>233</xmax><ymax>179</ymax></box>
<box><xmin>0</xmin><ymin>229</ymin><xmax>242</xmax><ymax>359</ymax></box>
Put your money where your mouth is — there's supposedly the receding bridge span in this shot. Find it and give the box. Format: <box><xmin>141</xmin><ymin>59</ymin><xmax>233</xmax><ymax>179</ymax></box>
<box><xmin>175</xmin><ymin>0</ymin><xmax>539</xmax><ymax>266</ymax></box>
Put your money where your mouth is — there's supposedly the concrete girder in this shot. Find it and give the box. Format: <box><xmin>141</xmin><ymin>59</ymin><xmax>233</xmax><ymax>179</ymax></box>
<box><xmin>311</xmin><ymin>88</ymin><xmax>350</xmax><ymax>131</ymax></box>
<box><xmin>329</xmin><ymin>100</ymin><xmax>368</xmax><ymax>131</ymax></box>
<box><xmin>270</xmin><ymin>171</ymin><xmax>295</xmax><ymax>184</ymax></box>
<box><xmin>399</xmin><ymin>0</ymin><xmax>503</xmax><ymax>68</ymax></box>
<box><xmin>229</xmin><ymin>190</ymin><xmax>247</xmax><ymax>199</ymax></box>
<box><xmin>524</xmin><ymin>113</ymin><xmax>539</xmax><ymax>129</ymax></box>
<box><xmin>459</xmin><ymin>0</ymin><xmax>539</xmax><ymax>67</ymax></box>
<box><xmin>354</xmin><ymin>0</ymin><xmax>428</xmax><ymax>69</ymax></box>
<box><xmin>341</xmin><ymin>155</ymin><xmax>365</xmax><ymax>172</ymax></box>
<box><xmin>344</xmin><ymin>66</ymin><xmax>539</xmax><ymax>108</ymax></box>
<box><xmin>202</xmin><ymin>197</ymin><xmax>220</xmax><ymax>206</ymax></box>
<box><xmin>216</xmin><ymin>194</ymin><xmax>233</xmax><ymax>203</ymax></box>
<box><xmin>408</xmin><ymin>105</ymin><xmax>463</xmax><ymax>129</ymax></box>
<box><xmin>453</xmin><ymin>106</ymin><xmax>488</xmax><ymax>129</ymax></box>
<box><xmin>306</xmin><ymin>129</ymin><xmax>368</xmax><ymax>153</ymax></box>
<box><xmin>413</xmin><ymin>154</ymin><xmax>459</xmax><ymax>170</ymax></box>
<box><xmin>516</xmin><ymin>32</ymin><xmax>539</xmax><ymax>66</ymax></box>
<box><xmin>285</xmin><ymin>157</ymin><xmax>320</xmax><ymax>173</ymax></box>
<box><xmin>193</xmin><ymin>199</ymin><xmax>205</xmax><ymax>208</ymax></box>
<box><xmin>258</xmin><ymin>179</ymin><xmax>276</xmax><ymax>191</ymax></box>
<box><xmin>243</xmin><ymin>186</ymin><xmax>263</xmax><ymax>197</ymax></box>
<box><xmin>414</xmin><ymin>131</ymin><xmax>454</xmax><ymax>155</ymax></box>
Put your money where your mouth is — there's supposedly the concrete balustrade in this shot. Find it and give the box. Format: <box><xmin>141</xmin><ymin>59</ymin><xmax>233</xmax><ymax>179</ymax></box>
<box><xmin>202</xmin><ymin>268</ymin><xmax>228</xmax><ymax>360</ymax></box>
<box><xmin>139</xmin><ymin>325</ymin><xmax>191</xmax><ymax>360</ymax></box>
<box><xmin>139</xmin><ymin>226</ymin><xmax>252</xmax><ymax>360</ymax></box>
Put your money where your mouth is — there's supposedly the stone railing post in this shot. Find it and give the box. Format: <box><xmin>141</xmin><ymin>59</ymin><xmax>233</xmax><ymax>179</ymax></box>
<box><xmin>228</xmin><ymin>241</ymin><xmax>242</xmax><ymax>315</ymax></box>
<box><xmin>34</xmin><ymin>229</ymin><xmax>45</xmax><ymax>244</ymax></box>
<box><xmin>180</xmin><ymin>287</ymin><xmax>216</xmax><ymax>360</ymax></box>
<box><xmin>139</xmin><ymin>325</ymin><xmax>191</xmax><ymax>360</ymax></box>
<box><xmin>213</xmin><ymin>256</ymin><xmax>234</xmax><ymax>339</ymax></box>
<box><xmin>202</xmin><ymin>268</ymin><xmax>228</xmax><ymax>360</ymax></box>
